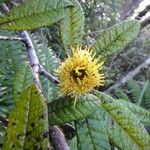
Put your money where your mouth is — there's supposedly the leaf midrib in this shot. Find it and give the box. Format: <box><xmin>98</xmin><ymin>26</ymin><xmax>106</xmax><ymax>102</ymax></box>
<box><xmin>94</xmin><ymin>91</ymin><xmax>146</xmax><ymax>148</ymax></box>
<box><xmin>22</xmin><ymin>87</ymin><xmax>31</xmax><ymax>148</ymax></box>
<box><xmin>101</xmin><ymin>103</ymin><xmax>145</xmax><ymax>149</ymax></box>
<box><xmin>0</xmin><ymin>7</ymin><xmax>63</xmax><ymax>26</ymax></box>
<box><xmin>95</xmin><ymin>21</ymin><xmax>138</xmax><ymax>54</ymax></box>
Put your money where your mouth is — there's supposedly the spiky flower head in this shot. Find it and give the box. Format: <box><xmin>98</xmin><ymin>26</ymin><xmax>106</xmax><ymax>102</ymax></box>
<box><xmin>56</xmin><ymin>45</ymin><xmax>105</xmax><ymax>97</ymax></box>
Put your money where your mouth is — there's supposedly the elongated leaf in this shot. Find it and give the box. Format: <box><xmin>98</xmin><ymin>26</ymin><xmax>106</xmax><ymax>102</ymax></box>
<box><xmin>142</xmin><ymin>83</ymin><xmax>150</xmax><ymax>109</ymax></box>
<box><xmin>114</xmin><ymin>88</ymin><xmax>130</xmax><ymax>101</ymax></box>
<box><xmin>3</xmin><ymin>84</ymin><xmax>50</xmax><ymax>149</ymax></box>
<box><xmin>94</xmin><ymin>91</ymin><xmax>150</xmax><ymax>149</ymax></box>
<box><xmin>94</xmin><ymin>20</ymin><xmax>140</xmax><ymax>56</ymax></box>
<box><xmin>137</xmin><ymin>80</ymin><xmax>149</xmax><ymax>106</ymax></box>
<box><xmin>127</xmin><ymin>80</ymin><xmax>141</xmax><ymax>104</ymax></box>
<box><xmin>0</xmin><ymin>123</ymin><xmax>6</xmax><ymax>145</ymax></box>
<box><xmin>13</xmin><ymin>64</ymin><xmax>33</xmax><ymax>103</ymax></box>
<box><xmin>108</xmin><ymin>120</ymin><xmax>140</xmax><ymax>150</ymax></box>
<box><xmin>96</xmin><ymin>107</ymin><xmax>138</xmax><ymax>150</ymax></box>
<box><xmin>0</xmin><ymin>31</ymin><xmax>32</xmax><ymax>147</ymax></box>
<box><xmin>0</xmin><ymin>30</ymin><xmax>29</xmax><ymax>106</ymax></box>
<box><xmin>60</xmin><ymin>0</ymin><xmax>84</xmax><ymax>51</ymax></box>
<box><xmin>0</xmin><ymin>0</ymin><xmax>70</xmax><ymax>31</ymax></box>
<box><xmin>48</xmin><ymin>94</ymin><xmax>99</xmax><ymax>125</ymax></box>
<box><xmin>118</xmin><ymin>99</ymin><xmax>150</xmax><ymax>126</ymax></box>
<box><xmin>75</xmin><ymin>111</ymin><xmax>111</xmax><ymax>150</ymax></box>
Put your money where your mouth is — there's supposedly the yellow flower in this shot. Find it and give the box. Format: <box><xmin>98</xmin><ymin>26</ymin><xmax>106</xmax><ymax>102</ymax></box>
<box><xmin>56</xmin><ymin>45</ymin><xmax>105</xmax><ymax>97</ymax></box>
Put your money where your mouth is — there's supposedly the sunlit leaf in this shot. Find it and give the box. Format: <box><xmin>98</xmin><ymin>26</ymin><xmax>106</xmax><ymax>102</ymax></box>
<box><xmin>118</xmin><ymin>99</ymin><xmax>150</xmax><ymax>126</ymax></box>
<box><xmin>3</xmin><ymin>85</ymin><xmax>50</xmax><ymax>149</ymax></box>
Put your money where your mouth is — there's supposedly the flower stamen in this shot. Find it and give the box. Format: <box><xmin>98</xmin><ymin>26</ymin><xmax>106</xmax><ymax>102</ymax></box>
<box><xmin>56</xmin><ymin>45</ymin><xmax>105</xmax><ymax>97</ymax></box>
<box><xmin>70</xmin><ymin>67</ymin><xmax>88</xmax><ymax>83</ymax></box>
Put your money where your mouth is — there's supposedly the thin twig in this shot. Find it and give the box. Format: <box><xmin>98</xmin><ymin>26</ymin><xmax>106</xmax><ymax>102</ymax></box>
<box><xmin>1</xmin><ymin>3</ymin><xmax>9</xmax><ymax>13</ymax></box>
<box><xmin>105</xmin><ymin>58</ymin><xmax>150</xmax><ymax>93</ymax></box>
<box><xmin>0</xmin><ymin>35</ymin><xmax>22</xmax><ymax>41</ymax></box>
<box><xmin>39</xmin><ymin>65</ymin><xmax>60</xmax><ymax>84</ymax></box>
<box><xmin>20</xmin><ymin>31</ymin><xmax>42</xmax><ymax>89</ymax></box>
<box><xmin>49</xmin><ymin>126</ymin><xmax>70</xmax><ymax>150</ymax></box>
<box><xmin>1</xmin><ymin>3</ymin><xmax>70</xmax><ymax>150</ymax></box>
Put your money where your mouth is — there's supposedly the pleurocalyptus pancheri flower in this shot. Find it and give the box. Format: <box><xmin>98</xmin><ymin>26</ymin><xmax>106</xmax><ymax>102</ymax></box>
<box><xmin>56</xmin><ymin>45</ymin><xmax>105</xmax><ymax>97</ymax></box>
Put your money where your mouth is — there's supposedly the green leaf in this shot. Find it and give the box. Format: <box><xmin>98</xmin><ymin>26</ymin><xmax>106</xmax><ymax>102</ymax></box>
<box><xmin>108</xmin><ymin>120</ymin><xmax>139</xmax><ymax>150</ymax></box>
<box><xmin>94</xmin><ymin>20</ymin><xmax>140</xmax><ymax>56</ymax></box>
<box><xmin>13</xmin><ymin>64</ymin><xmax>33</xmax><ymax>103</ymax></box>
<box><xmin>0</xmin><ymin>31</ymin><xmax>33</xmax><ymax>147</ymax></box>
<box><xmin>94</xmin><ymin>91</ymin><xmax>150</xmax><ymax>150</ymax></box>
<box><xmin>138</xmin><ymin>80</ymin><xmax>149</xmax><ymax>106</ymax></box>
<box><xmin>48</xmin><ymin>94</ymin><xmax>99</xmax><ymax>125</ymax></box>
<box><xmin>68</xmin><ymin>137</ymin><xmax>78</xmax><ymax>150</ymax></box>
<box><xmin>127</xmin><ymin>80</ymin><xmax>141</xmax><ymax>104</ymax></box>
<box><xmin>0</xmin><ymin>106</ymin><xmax>8</xmax><ymax>118</ymax></box>
<box><xmin>60</xmin><ymin>0</ymin><xmax>84</xmax><ymax>51</ymax></box>
<box><xmin>0</xmin><ymin>0</ymin><xmax>70</xmax><ymax>31</ymax></box>
<box><xmin>141</xmin><ymin>83</ymin><xmax>150</xmax><ymax>109</ymax></box>
<box><xmin>0</xmin><ymin>31</ymin><xmax>32</xmax><ymax>105</ymax></box>
<box><xmin>3</xmin><ymin>84</ymin><xmax>50</xmax><ymax>149</ymax></box>
<box><xmin>118</xmin><ymin>99</ymin><xmax>150</xmax><ymax>126</ymax></box>
<box><xmin>75</xmin><ymin>111</ymin><xmax>111</xmax><ymax>150</ymax></box>
<box><xmin>114</xmin><ymin>88</ymin><xmax>130</xmax><ymax>101</ymax></box>
<box><xmin>0</xmin><ymin>123</ymin><xmax>6</xmax><ymax>145</ymax></box>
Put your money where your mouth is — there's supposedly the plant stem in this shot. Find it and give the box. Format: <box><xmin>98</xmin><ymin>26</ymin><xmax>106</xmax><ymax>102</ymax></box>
<box><xmin>39</xmin><ymin>65</ymin><xmax>60</xmax><ymax>84</ymax></box>
<box><xmin>105</xmin><ymin>58</ymin><xmax>150</xmax><ymax>93</ymax></box>
<box><xmin>49</xmin><ymin>126</ymin><xmax>70</xmax><ymax>150</ymax></box>
<box><xmin>20</xmin><ymin>31</ymin><xmax>42</xmax><ymax>89</ymax></box>
<box><xmin>0</xmin><ymin>35</ymin><xmax>22</xmax><ymax>41</ymax></box>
